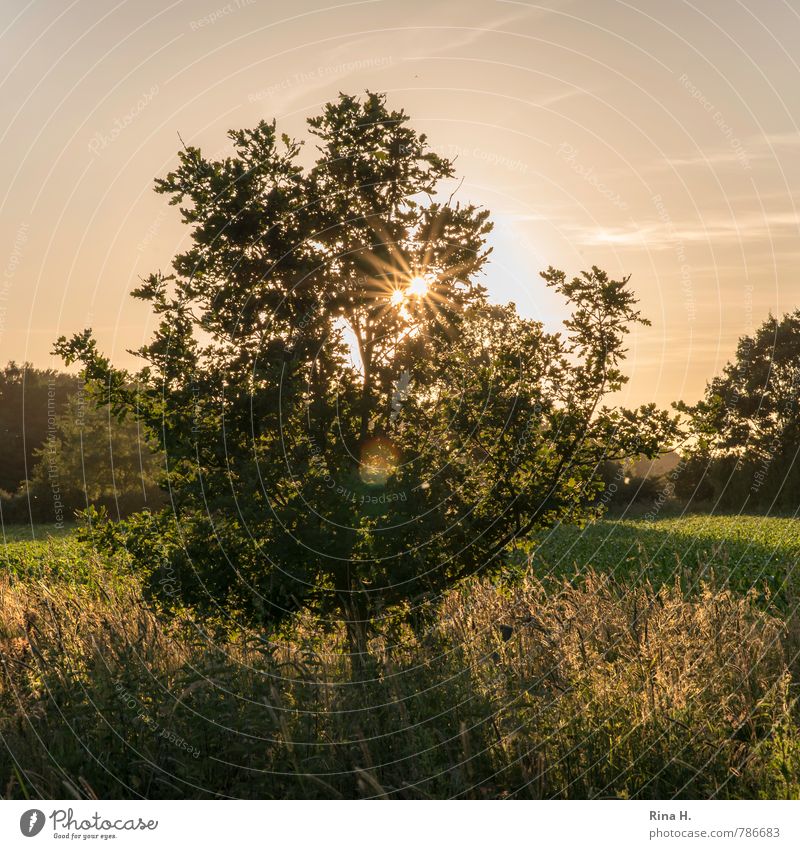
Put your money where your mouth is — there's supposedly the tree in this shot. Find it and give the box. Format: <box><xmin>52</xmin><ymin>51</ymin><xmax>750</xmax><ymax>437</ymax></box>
<box><xmin>24</xmin><ymin>386</ymin><xmax>164</xmax><ymax>522</ymax></box>
<box><xmin>0</xmin><ymin>363</ymin><xmax>80</xmax><ymax>494</ymax></box>
<box><xmin>55</xmin><ymin>92</ymin><xmax>678</xmax><ymax>668</ymax></box>
<box><xmin>676</xmin><ymin>310</ymin><xmax>800</xmax><ymax>509</ymax></box>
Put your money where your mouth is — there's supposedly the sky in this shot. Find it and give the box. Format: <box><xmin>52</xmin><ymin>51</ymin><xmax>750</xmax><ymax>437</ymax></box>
<box><xmin>1</xmin><ymin>0</ymin><xmax>798</xmax><ymax>409</ymax></box>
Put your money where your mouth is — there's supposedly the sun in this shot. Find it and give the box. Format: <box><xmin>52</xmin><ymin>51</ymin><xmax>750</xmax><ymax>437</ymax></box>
<box><xmin>388</xmin><ymin>275</ymin><xmax>431</xmax><ymax>308</ymax></box>
<box><xmin>407</xmin><ymin>276</ymin><xmax>429</xmax><ymax>298</ymax></box>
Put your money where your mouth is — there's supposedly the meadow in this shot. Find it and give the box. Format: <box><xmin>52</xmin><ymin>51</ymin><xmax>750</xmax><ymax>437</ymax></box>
<box><xmin>526</xmin><ymin>515</ymin><xmax>800</xmax><ymax>608</ymax></box>
<box><xmin>1</xmin><ymin>515</ymin><xmax>799</xmax><ymax>799</ymax></box>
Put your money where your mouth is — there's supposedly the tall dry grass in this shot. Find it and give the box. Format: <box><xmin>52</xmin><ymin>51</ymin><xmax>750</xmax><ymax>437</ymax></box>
<box><xmin>1</xmin><ymin>551</ymin><xmax>799</xmax><ymax>799</ymax></box>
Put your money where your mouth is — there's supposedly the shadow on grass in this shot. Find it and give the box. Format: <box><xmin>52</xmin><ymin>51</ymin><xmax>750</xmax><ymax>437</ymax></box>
<box><xmin>2</xmin><ymin>547</ymin><xmax>799</xmax><ymax>799</ymax></box>
<box><xmin>522</xmin><ymin>515</ymin><xmax>800</xmax><ymax>610</ymax></box>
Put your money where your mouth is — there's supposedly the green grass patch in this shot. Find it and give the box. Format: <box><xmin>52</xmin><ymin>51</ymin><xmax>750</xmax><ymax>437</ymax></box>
<box><xmin>1</xmin><ymin>526</ymin><xmax>127</xmax><ymax>587</ymax></box>
<box><xmin>524</xmin><ymin>515</ymin><xmax>800</xmax><ymax>606</ymax></box>
<box><xmin>2</xmin><ymin>517</ymin><xmax>800</xmax><ymax>799</ymax></box>
<box><xmin>1</xmin><ymin>522</ymin><xmax>76</xmax><ymax>542</ymax></box>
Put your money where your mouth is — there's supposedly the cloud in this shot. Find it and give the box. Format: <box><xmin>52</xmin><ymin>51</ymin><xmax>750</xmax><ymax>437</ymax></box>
<box><xmin>752</xmin><ymin>131</ymin><xmax>800</xmax><ymax>149</ymax></box>
<box><xmin>647</xmin><ymin>131</ymin><xmax>800</xmax><ymax>174</ymax></box>
<box><xmin>257</xmin><ymin>3</ymin><xmax>539</xmax><ymax>114</ymax></box>
<box><xmin>661</xmin><ymin>150</ymin><xmax>752</xmax><ymax>168</ymax></box>
<box><xmin>566</xmin><ymin>210</ymin><xmax>800</xmax><ymax>249</ymax></box>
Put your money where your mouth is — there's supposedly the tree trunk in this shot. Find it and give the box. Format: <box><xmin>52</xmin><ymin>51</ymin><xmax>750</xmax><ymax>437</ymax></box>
<box><xmin>342</xmin><ymin>592</ymin><xmax>372</xmax><ymax>681</ymax></box>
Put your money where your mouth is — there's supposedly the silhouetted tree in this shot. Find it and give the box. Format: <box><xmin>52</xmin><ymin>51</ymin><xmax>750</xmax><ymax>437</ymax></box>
<box><xmin>0</xmin><ymin>362</ymin><xmax>79</xmax><ymax>493</ymax></box>
<box><xmin>24</xmin><ymin>386</ymin><xmax>164</xmax><ymax>522</ymax></box>
<box><xmin>56</xmin><ymin>92</ymin><xmax>678</xmax><ymax>668</ymax></box>
<box><xmin>676</xmin><ymin>310</ymin><xmax>800</xmax><ymax>509</ymax></box>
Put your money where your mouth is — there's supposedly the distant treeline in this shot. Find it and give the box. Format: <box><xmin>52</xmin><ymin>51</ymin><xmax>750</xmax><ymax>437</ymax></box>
<box><xmin>3</xmin><ymin>309</ymin><xmax>799</xmax><ymax>526</ymax></box>
<box><xmin>601</xmin><ymin>450</ymin><xmax>800</xmax><ymax>515</ymax></box>
<box><xmin>0</xmin><ymin>363</ymin><xmax>164</xmax><ymax>526</ymax></box>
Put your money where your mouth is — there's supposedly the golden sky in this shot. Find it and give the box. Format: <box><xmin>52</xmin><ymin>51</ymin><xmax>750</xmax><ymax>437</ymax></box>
<box><xmin>1</xmin><ymin>0</ymin><xmax>798</xmax><ymax>408</ymax></box>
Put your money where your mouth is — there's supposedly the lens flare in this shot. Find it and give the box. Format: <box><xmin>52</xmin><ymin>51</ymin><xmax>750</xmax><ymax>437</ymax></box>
<box><xmin>359</xmin><ymin>437</ymin><xmax>399</xmax><ymax>486</ymax></box>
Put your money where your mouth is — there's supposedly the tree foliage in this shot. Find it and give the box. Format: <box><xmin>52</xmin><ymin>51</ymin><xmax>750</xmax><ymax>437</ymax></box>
<box><xmin>55</xmin><ymin>92</ymin><xmax>678</xmax><ymax>654</ymax></box>
<box><xmin>25</xmin><ymin>386</ymin><xmax>164</xmax><ymax>521</ymax></box>
<box><xmin>0</xmin><ymin>362</ymin><xmax>79</xmax><ymax>494</ymax></box>
<box><xmin>676</xmin><ymin>310</ymin><xmax>800</xmax><ymax>509</ymax></box>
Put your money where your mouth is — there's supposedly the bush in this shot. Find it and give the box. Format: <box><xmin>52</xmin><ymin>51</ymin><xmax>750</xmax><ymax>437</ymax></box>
<box><xmin>672</xmin><ymin>452</ymin><xmax>800</xmax><ymax>513</ymax></box>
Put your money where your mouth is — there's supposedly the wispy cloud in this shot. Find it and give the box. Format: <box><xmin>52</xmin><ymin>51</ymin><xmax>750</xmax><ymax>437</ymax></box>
<box><xmin>661</xmin><ymin>150</ymin><xmax>753</xmax><ymax>169</ymax></box>
<box><xmin>567</xmin><ymin>210</ymin><xmax>800</xmax><ymax>249</ymax></box>
<box><xmin>644</xmin><ymin>131</ymin><xmax>800</xmax><ymax>175</ymax></box>
<box><xmin>753</xmin><ymin>131</ymin><xmax>800</xmax><ymax>149</ymax></box>
<box><xmin>259</xmin><ymin>4</ymin><xmax>538</xmax><ymax>114</ymax></box>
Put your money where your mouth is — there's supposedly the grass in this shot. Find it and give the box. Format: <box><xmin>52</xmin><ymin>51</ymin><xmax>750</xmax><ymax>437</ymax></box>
<box><xmin>1</xmin><ymin>522</ymin><xmax>76</xmax><ymax>542</ymax></box>
<box><xmin>1</xmin><ymin>516</ymin><xmax>800</xmax><ymax>799</ymax></box>
<box><xmin>524</xmin><ymin>515</ymin><xmax>800</xmax><ymax>608</ymax></box>
<box><xmin>0</xmin><ymin>530</ymin><xmax>125</xmax><ymax>587</ymax></box>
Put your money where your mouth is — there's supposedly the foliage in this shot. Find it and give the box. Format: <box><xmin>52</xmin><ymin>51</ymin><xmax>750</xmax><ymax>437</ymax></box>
<box><xmin>0</xmin><ymin>533</ymin><xmax>129</xmax><ymax>587</ymax></box>
<box><xmin>676</xmin><ymin>311</ymin><xmax>800</xmax><ymax>510</ymax></box>
<box><xmin>2</xmin><ymin>529</ymin><xmax>799</xmax><ymax>799</ymax></box>
<box><xmin>0</xmin><ymin>362</ymin><xmax>79</xmax><ymax>493</ymax></box>
<box><xmin>54</xmin><ymin>92</ymin><xmax>678</xmax><ymax>655</ymax></box>
<box><xmin>597</xmin><ymin>457</ymin><xmax>672</xmax><ymax>509</ymax></box>
<box><xmin>2</xmin><ymin>385</ymin><xmax>165</xmax><ymax>525</ymax></box>
<box><xmin>24</xmin><ymin>386</ymin><xmax>165</xmax><ymax>521</ymax></box>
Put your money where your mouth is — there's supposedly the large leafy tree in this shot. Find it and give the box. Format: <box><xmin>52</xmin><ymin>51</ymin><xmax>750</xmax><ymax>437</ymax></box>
<box><xmin>678</xmin><ymin>311</ymin><xmax>800</xmax><ymax>458</ymax></box>
<box><xmin>676</xmin><ymin>310</ymin><xmax>800</xmax><ymax>508</ymax></box>
<box><xmin>56</xmin><ymin>92</ymin><xmax>677</xmax><ymax>664</ymax></box>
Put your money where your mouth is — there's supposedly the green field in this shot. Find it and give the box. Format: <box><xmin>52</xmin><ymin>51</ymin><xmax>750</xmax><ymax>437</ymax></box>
<box><xmin>8</xmin><ymin>515</ymin><xmax>799</xmax><ymax>593</ymax></box>
<box><xmin>1</xmin><ymin>524</ymin><xmax>110</xmax><ymax>585</ymax></box>
<box><xmin>2</xmin><ymin>515</ymin><xmax>800</xmax><ymax>799</ymax></box>
<box><xmin>526</xmin><ymin>515</ymin><xmax>800</xmax><ymax>604</ymax></box>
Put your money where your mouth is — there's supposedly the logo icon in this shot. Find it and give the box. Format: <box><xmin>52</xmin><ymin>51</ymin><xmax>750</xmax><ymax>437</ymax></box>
<box><xmin>20</xmin><ymin>809</ymin><xmax>45</xmax><ymax>837</ymax></box>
